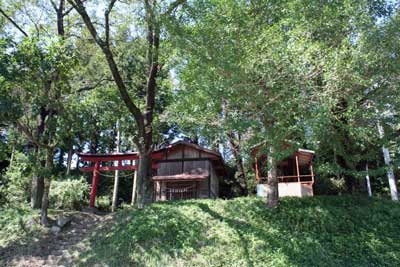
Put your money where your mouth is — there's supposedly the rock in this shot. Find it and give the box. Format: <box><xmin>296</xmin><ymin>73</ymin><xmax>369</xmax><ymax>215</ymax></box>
<box><xmin>81</xmin><ymin>207</ymin><xmax>98</xmax><ymax>213</ymax></box>
<box><xmin>57</xmin><ymin>216</ymin><xmax>72</xmax><ymax>228</ymax></box>
<box><xmin>51</xmin><ymin>226</ymin><xmax>61</xmax><ymax>234</ymax></box>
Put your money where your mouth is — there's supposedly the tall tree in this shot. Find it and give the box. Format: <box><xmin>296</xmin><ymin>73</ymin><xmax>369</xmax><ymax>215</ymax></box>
<box><xmin>0</xmin><ymin>0</ymin><xmax>78</xmax><ymax>224</ymax></box>
<box><xmin>68</xmin><ymin>0</ymin><xmax>184</xmax><ymax>206</ymax></box>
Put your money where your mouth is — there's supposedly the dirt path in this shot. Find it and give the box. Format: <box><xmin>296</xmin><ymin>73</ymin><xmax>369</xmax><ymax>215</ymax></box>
<box><xmin>1</xmin><ymin>211</ymin><xmax>111</xmax><ymax>267</ymax></box>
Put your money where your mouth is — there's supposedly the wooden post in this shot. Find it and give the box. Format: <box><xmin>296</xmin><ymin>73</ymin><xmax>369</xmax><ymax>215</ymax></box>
<box><xmin>310</xmin><ymin>163</ymin><xmax>314</xmax><ymax>183</ymax></box>
<box><xmin>112</xmin><ymin>121</ymin><xmax>121</xmax><ymax>212</ymax></box>
<box><xmin>111</xmin><ymin>161</ymin><xmax>121</xmax><ymax>212</ymax></box>
<box><xmin>255</xmin><ymin>157</ymin><xmax>259</xmax><ymax>184</ymax></box>
<box><xmin>365</xmin><ymin>163</ymin><xmax>372</xmax><ymax>197</ymax></box>
<box><xmin>131</xmin><ymin>161</ymin><xmax>138</xmax><ymax>205</ymax></box>
<box><xmin>295</xmin><ymin>155</ymin><xmax>300</xmax><ymax>183</ymax></box>
<box><xmin>89</xmin><ymin>161</ymin><xmax>100</xmax><ymax>208</ymax></box>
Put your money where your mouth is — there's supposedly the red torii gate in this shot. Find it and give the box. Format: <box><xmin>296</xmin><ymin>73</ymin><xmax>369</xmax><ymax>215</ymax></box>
<box><xmin>78</xmin><ymin>152</ymin><xmax>162</xmax><ymax>208</ymax></box>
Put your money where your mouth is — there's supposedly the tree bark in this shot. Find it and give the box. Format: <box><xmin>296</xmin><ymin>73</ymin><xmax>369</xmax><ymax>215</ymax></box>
<box><xmin>66</xmin><ymin>148</ymin><xmax>73</xmax><ymax>175</ymax></box>
<box><xmin>136</xmin><ymin>151</ymin><xmax>153</xmax><ymax>208</ymax></box>
<box><xmin>56</xmin><ymin>0</ymin><xmax>65</xmax><ymax>36</ymax></box>
<box><xmin>58</xmin><ymin>148</ymin><xmax>64</xmax><ymax>168</ymax></box>
<box><xmin>31</xmin><ymin>146</ymin><xmax>44</xmax><ymax>209</ymax></box>
<box><xmin>377</xmin><ymin>121</ymin><xmax>398</xmax><ymax>201</ymax></box>
<box><xmin>266</xmin><ymin>147</ymin><xmax>279</xmax><ymax>208</ymax></box>
<box><xmin>41</xmin><ymin>146</ymin><xmax>54</xmax><ymax>226</ymax></box>
<box><xmin>227</xmin><ymin>131</ymin><xmax>247</xmax><ymax>195</ymax></box>
<box><xmin>30</xmin><ymin>108</ymin><xmax>48</xmax><ymax>208</ymax></box>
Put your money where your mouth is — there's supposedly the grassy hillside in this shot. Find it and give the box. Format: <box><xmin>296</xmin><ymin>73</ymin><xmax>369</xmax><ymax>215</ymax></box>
<box><xmin>75</xmin><ymin>196</ymin><xmax>400</xmax><ymax>267</ymax></box>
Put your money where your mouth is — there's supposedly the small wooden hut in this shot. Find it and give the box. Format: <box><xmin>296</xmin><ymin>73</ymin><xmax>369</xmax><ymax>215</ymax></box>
<box><xmin>252</xmin><ymin>145</ymin><xmax>315</xmax><ymax>197</ymax></box>
<box><xmin>152</xmin><ymin>141</ymin><xmax>225</xmax><ymax>201</ymax></box>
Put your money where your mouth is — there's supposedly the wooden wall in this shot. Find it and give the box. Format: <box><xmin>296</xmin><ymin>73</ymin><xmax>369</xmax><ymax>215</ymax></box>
<box><xmin>154</xmin><ymin>144</ymin><xmax>221</xmax><ymax>200</ymax></box>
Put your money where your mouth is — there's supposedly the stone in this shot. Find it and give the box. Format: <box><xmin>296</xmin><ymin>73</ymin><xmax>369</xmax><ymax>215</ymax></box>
<box><xmin>57</xmin><ymin>216</ymin><xmax>72</xmax><ymax>228</ymax></box>
<box><xmin>51</xmin><ymin>226</ymin><xmax>61</xmax><ymax>234</ymax></box>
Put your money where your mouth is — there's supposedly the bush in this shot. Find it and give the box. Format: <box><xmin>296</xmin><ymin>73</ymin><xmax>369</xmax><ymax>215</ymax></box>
<box><xmin>0</xmin><ymin>205</ymin><xmax>43</xmax><ymax>247</ymax></box>
<box><xmin>314</xmin><ymin>176</ymin><xmax>346</xmax><ymax>195</ymax></box>
<box><xmin>0</xmin><ymin>152</ymin><xmax>33</xmax><ymax>206</ymax></box>
<box><xmin>49</xmin><ymin>177</ymin><xmax>89</xmax><ymax>210</ymax></box>
<box><xmin>96</xmin><ymin>195</ymin><xmax>111</xmax><ymax>211</ymax></box>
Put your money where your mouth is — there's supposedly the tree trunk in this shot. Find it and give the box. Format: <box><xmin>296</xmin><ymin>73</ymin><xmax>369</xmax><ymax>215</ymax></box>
<box><xmin>31</xmin><ymin>147</ymin><xmax>44</xmax><ymax>209</ymax></box>
<box><xmin>136</xmin><ymin>151</ymin><xmax>153</xmax><ymax>208</ymax></box>
<box><xmin>266</xmin><ymin>147</ymin><xmax>279</xmax><ymax>208</ymax></box>
<box><xmin>41</xmin><ymin>146</ymin><xmax>54</xmax><ymax>226</ymax></box>
<box><xmin>30</xmin><ymin>107</ymin><xmax>48</xmax><ymax>208</ymax></box>
<box><xmin>66</xmin><ymin>148</ymin><xmax>73</xmax><ymax>175</ymax></box>
<box><xmin>56</xmin><ymin>0</ymin><xmax>65</xmax><ymax>36</ymax></box>
<box><xmin>227</xmin><ymin>132</ymin><xmax>247</xmax><ymax>195</ymax></box>
<box><xmin>58</xmin><ymin>148</ymin><xmax>64</xmax><ymax>168</ymax></box>
<box><xmin>377</xmin><ymin>122</ymin><xmax>398</xmax><ymax>201</ymax></box>
<box><xmin>335</xmin><ymin>154</ymin><xmax>355</xmax><ymax>193</ymax></box>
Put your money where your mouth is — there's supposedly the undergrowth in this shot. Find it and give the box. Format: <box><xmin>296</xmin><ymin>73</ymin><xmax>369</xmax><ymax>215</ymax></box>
<box><xmin>74</xmin><ymin>196</ymin><xmax>400</xmax><ymax>267</ymax></box>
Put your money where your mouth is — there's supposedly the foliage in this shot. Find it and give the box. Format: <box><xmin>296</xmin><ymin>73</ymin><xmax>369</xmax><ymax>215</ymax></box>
<box><xmin>49</xmin><ymin>177</ymin><xmax>89</xmax><ymax>210</ymax></box>
<box><xmin>0</xmin><ymin>152</ymin><xmax>33</xmax><ymax>206</ymax></box>
<box><xmin>95</xmin><ymin>195</ymin><xmax>112</xmax><ymax>212</ymax></box>
<box><xmin>0</xmin><ymin>205</ymin><xmax>41</xmax><ymax>248</ymax></box>
<box><xmin>166</xmin><ymin>0</ymin><xmax>400</xmax><ymax>196</ymax></box>
<box><xmin>75</xmin><ymin>196</ymin><xmax>400</xmax><ymax>267</ymax></box>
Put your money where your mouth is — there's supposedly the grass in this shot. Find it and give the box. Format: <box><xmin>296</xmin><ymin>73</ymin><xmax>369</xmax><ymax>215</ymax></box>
<box><xmin>0</xmin><ymin>206</ymin><xmax>78</xmax><ymax>249</ymax></box>
<box><xmin>74</xmin><ymin>196</ymin><xmax>400</xmax><ymax>267</ymax></box>
<box><xmin>0</xmin><ymin>205</ymin><xmax>42</xmax><ymax>248</ymax></box>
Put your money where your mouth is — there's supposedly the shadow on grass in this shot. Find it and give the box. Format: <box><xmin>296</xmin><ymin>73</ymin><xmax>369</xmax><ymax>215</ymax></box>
<box><xmin>76</xmin><ymin>203</ymin><xmax>210</xmax><ymax>266</ymax></box>
<box><xmin>0</xmin><ymin>210</ymin><xmax>102</xmax><ymax>267</ymax></box>
<box><xmin>178</xmin><ymin>196</ymin><xmax>400</xmax><ymax>267</ymax></box>
<box><xmin>74</xmin><ymin>196</ymin><xmax>400</xmax><ymax>267</ymax></box>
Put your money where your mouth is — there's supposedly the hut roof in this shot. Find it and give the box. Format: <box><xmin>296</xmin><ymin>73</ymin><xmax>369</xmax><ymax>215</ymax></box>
<box><xmin>154</xmin><ymin>141</ymin><xmax>226</xmax><ymax>176</ymax></box>
<box><xmin>251</xmin><ymin>143</ymin><xmax>315</xmax><ymax>167</ymax></box>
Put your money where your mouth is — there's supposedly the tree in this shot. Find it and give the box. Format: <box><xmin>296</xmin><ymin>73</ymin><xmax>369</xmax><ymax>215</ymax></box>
<box><xmin>68</xmin><ymin>0</ymin><xmax>184</xmax><ymax>206</ymax></box>
<box><xmin>0</xmin><ymin>0</ymin><xmax>79</xmax><ymax>224</ymax></box>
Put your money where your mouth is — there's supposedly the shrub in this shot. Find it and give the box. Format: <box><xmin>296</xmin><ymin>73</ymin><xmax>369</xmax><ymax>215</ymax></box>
<box><xmin>0</xmin><ymin>152</ymin><xmax>33</xmax><ymax>206</ymax></box>
<box><xmin>49</xmin><ymin>177</ymin><xmax>89</xmax><ymax>210</ymax></box>
<box><xmin>0</xmin><ymin>205</ymin><xmax>41</xmax><ymax>247</ymax></box>
<box><xmin>314</xmin><ymin>176</ymin><xmax>346</xmax><ymax>195</ymax></box>
<box><xmin>96</xmin><ymin>195</ymin><xmax>111</xmax><ymax>211</ymax></box>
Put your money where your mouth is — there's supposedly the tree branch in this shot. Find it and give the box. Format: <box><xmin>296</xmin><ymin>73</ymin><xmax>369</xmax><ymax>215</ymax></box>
<box><xmin>76</xmin><ymin>77</ymin><xmax>113</xmax><ymax>93</ymax></box>
<box><xmin>105</xmin><ymin>0</ymin><xmax>117</xmax><ymax>48</ymax></box>
<box><xmin>68</xmin><ymin>0</ymin><xmax>145</xmax><ymax>143</ymax></box>
<box><xmin>50</xmin><ymin>0</ymin><xmax>59</xmax><ymax>11</ymax></box>
<box><xmin>0</xmin><ymin>8</ymin><xmax>29</xmax><ymax>37</ymax></box>
<box><xmin>163</xmin><ymin>0</ymin><xmax>186</xmax><ymax>16</ymax></box>
<box><xmin>15</xmin><ymin>121</ymin><xmax>45</xmax><ymax>148</ymax></box>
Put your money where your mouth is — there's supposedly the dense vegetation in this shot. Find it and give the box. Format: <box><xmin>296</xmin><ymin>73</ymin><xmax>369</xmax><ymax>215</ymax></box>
<box><xmin>73</xmin><ymin>196</ymin><xmax>400</xmax><ymax>267</ymax></box>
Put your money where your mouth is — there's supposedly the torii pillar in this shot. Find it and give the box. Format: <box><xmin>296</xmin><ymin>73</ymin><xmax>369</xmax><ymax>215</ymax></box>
<box><xmin>89</xmin><ymin>161</ymin><xmax>100</xmax><ymax>208</ymax></box>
